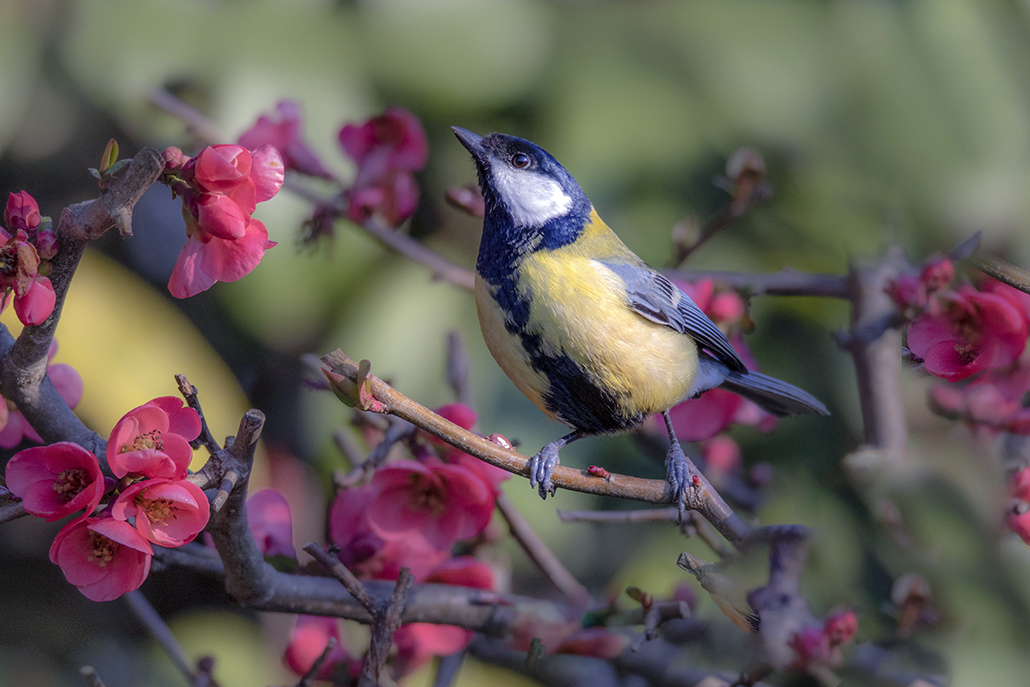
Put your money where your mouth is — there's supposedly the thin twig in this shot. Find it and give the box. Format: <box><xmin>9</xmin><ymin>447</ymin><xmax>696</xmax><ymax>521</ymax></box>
<box><xmin>176</xmin><ymin>374</ymin><xmax>221</xmax><ymax>454</ymax></box>
<box><xmin>360</xmin><ymin>568</ymin><xmax>414</xmax><ymax>686</ymax></box>
<box><xmin>124</xmin><ymin>590</ymin><xmax>195</xmax><ymax>683</ymax></box>
<box><xmin>669</xmin><ymin>268</ymin><xmax>850</xmax><ymax>299</ymax></box>
<box><xmin>971</xmin><ymin>253</ymin><xmax>1030</xmax><ymax>295</ymax></box>
<box><xmin>321</xmin><ymin>350</ymin><xmax>749</xmax><ymax>544</ymax></box>
<box><xmin>335</xmin><ymin>417</ymin><xmax>414</xmax><ymax>489</ymax></box>
<box><xmin>148</xmin><ymin>88</ymin><xmax>225</xmax><ymax>145</ymax></box>
<box><xmin>432</xmin><ymin>652</ymin><xmax>466</xmax><ymax>687</ymax></box>
<box><xmin>303</xmin><ymin>543</ymin><xmax>378</xmax><ymax>611</ymax></box>
<box><xmin>296</xmin><ymin>637</ymin><xmax>337</xmax><ymax>687</ymax></box>
<box><xmin>496</xmin><ymin>492</ymin><xmax>591</xmax><ymax>609</ymax></box>
<box><xmin>447</xmin><ymin>331</ymin><xmax>474</xmax><ymax>408</ymax></box>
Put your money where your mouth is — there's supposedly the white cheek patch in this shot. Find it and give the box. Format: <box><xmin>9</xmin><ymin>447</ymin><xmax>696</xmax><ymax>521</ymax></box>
<box><xmin>492</xmin><ymin>165</ymin><xmax>573</xmax><ymax>227</ymax></box>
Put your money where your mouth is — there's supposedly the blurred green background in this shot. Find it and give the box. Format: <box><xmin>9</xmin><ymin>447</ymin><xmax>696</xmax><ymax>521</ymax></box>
<box><xmin>3</xmin><ymin>0</ymin><xmax>1030</xmax><ymax>685</ymax></box>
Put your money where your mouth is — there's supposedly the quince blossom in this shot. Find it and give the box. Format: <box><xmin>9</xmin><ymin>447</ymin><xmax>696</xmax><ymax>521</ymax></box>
<box><xmin>339</xmin><ymin>108</ymin><xmax>427</xmax><ymax>226</ymax></box>
<box><xmin>106</xmin><ymin>396</ymin><xmax>201</xmax><ymax>479</ymax></box>
<box><xmin>112</xmin><ymin>478</ymin><xmax>209</xmax><ymax>547</ymax></box>
<box><xmin>908</xmin><ymin>284</ymin><xmax>1028</xmax><ymax>382</ymax></box>
<box><xmin>239</xmin><ymin>100</ymin><xmax>333</xmax><ymax>179</ymax></box>
<box><xmin>49</xmin><ymin>516</ymin><xmax>152</xmax><ymax>602</ymax></box>
<box><xmin>283</xmin><ymin>615</ymin><xmax>361</xmax><ymax>681</ymax></box>
<box><xmin>165</xmin><ymin>144</ymin><xmax>284</xmax><ymax>298</ymax></box>
<box><xmin>4</xmin><ymin>442</ymin><xmax>105</xmax><ymax>521</ymax></box>
<box><xmin>366</xmin><ymin>458</ymin><xmax>494</xmax><ymax>551</ymax></box>
<box><xmin>247</xmin><ymin>488</ymin><xmax>295</xmax><ymax>558</ymax></box>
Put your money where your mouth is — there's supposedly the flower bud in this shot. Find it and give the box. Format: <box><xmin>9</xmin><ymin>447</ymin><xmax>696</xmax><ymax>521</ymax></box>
<box><xmin>34</xmin><ymin>230</ymin><xmax>58</xmax><ymax>260</ymax></box>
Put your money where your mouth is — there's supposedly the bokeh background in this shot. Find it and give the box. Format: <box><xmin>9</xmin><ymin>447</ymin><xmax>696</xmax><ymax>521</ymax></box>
<box><xmin>2</xmin><ymin>0</ymin><xmax>1030</xmax><ymax>685</ymax></box>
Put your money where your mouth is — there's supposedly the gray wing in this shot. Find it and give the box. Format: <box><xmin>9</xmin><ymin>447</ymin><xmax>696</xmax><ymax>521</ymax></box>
<box><xmin>601</xmin><ymin>261</ymin><xmax>746</xmax><ymax>373</ymax></box>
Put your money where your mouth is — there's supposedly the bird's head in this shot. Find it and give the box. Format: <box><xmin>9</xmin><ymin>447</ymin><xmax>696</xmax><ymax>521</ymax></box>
<box><xmin>452</xmin><ymin>127</ymin><xmax>590</xmax><ymax>234</ymax></box>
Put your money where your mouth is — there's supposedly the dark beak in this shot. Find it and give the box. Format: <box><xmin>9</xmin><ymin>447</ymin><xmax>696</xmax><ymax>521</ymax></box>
<box><xmin>452</xmin><ymin>126</ymin><xmax>485</xmax><ymax>160</ymax></box>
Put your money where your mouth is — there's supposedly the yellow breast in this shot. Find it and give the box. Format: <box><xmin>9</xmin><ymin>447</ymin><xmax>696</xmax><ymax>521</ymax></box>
<box><xmin>475</xmin><ymin>210</ymin><xmax>699</xmax><ymax>428</ymax></box>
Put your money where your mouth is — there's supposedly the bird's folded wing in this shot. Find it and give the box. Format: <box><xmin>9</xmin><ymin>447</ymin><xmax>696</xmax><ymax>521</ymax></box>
<box><xmin>601</xmin><ymin>261</ymin><xmax>746</xmax><ymax>373</ymax></box>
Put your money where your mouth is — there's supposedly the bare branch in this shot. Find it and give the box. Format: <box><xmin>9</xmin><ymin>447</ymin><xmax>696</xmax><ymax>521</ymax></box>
<box><xmin>123</xmin><ymin>590</ymin><xmax>195</xmax><ymax>683</ymax></box>
<box><xmin>497</xmin><ymin>492</ymin><xmax>591</xmax><ymax>609</ymax></box>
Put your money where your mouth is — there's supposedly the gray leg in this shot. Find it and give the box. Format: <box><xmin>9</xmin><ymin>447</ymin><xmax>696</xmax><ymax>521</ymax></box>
<box><xmin>528</xmin><ymin>431</ymin><xmax>584</xmax><ymax>500</ymax></box>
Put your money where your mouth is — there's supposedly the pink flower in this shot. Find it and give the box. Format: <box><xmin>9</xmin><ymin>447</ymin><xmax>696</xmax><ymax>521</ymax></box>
<box><xmin>702</xmin><ymin>435</ymin><xmax>741</xmax><ymax>476</ymax></box>
<box><xmin>421</xmin><ymin>403</ymin><xmax>510</xmax><ymax>494</ymax></box>
<box><xmin>0</xmin><ymin>229</ymin><xmax>40</xmax><ymax>298</ymax></box>
<box><xmin>926</xmin><ymin>356</ymin><xmax>1030</xmax><ymax>436</ymax></box>
<box><xmin>346</xmin><ymin>170</ymin><xmax>420</xmax><ymax>227</ymax></box>
<box><xmin>886</xmin><ymin>255</ymin><xmax>954</xmax><ymax>312</ymax></box>
<box><xmin>328</xmin><ymin>484</ymin><xmax>450</xmax><ymax>582</ymax></box>
<box><xmin>239</xmin><ymin>100</ymin><xmax>333</xmax><ymax>179</ymax></box>
<box><xmin>823</xmin><ymin>609</ymin><xmax>858</xmax><ymax>648</ymax></box>
<box><xmin>13</xmin><ymin>275</ymin><xmax>55</xmax><ymax>326</ymax></box>
<box><xmin>168</xmin><ymin>217</ymin><xmax>276</xmax><ymax>298</ymax></box>
<box><xmin>366</xmin><ymin>459</ymin><xmax>494</xmax><ymax>551</ymax></box>
<box><xmin>112</xmin><ymin>478</ymin><xmax>209</xmax><ymax>546</ymax></box>
<box><xmin>106</xmin><ymin>396</ymin><xmax>201</xmax><ymax>479</ymax></box>
<box><xmin>424</xmin><ymin>556</ymin><xmax>495</xmax><ymax>590</ymax></box>
<box><xmin>339</xmin><ymin>108</ymin><xmax>427</xmax><ymax>183</ymax></box>
<box><xmin>1008</xmin><ymin>509</ymin><xmax>1030</xmax><ymax>545</ymax></box>
<box><xmin>4</xmin><ymin>191</ymin><xmax>41</xmax><ymax>233</ymax></box>
<box><xmin>283</xmin><ymin>615</ymin><xmax>360</xmax><ymax>681</ymax></box>
<box><xmin>392</xmin><ymin>623</ymin><xmax>472</xmax><ymax>678</ymax></box>
<box><xmin>168</xmin><ymin>144</ymin><xmax>283</xmax><ymax>298</ymax></box>
<box><xmin>788</xmin><ymin>625</ymin><xmax>828</xmax><ymax>669</ymax></box>
<box><xmin>339</xmin><ymin>108</ymin><xmax>427</xmax><ymax>226</ymax></box>
<box><xmin>49</xmin><ymin>516</ymin><xmax>152</xmax><ymax>601</ymax></box>
<box><xmin>0</xmin><ymin>341</ymin><xmax>84</xmax><ymax>448</ymax></box>
<box><xmin>247</xmin><ymin>489</ymin><xmax>295</xmax><ymax>558</ymax></box>
<box><xmin>908</xmin><ymin>286</ymin><xmax>1028</xmax><ymax>381</ymax></box>
<box><xmin>4</xmin><ymin>442</ymin><xmax>105</xmax><ymax>521</ymax></box>
<box><xmin>1011</xmin><ymin>467</ymin><xmax>1030</xmax><ymax>502</ymax></box>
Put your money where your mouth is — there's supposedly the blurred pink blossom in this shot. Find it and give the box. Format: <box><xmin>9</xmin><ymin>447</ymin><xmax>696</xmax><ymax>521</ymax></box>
<box><xmin>247</xmin><ymin>488</ymin><xmax>295</xmax><ymax>558</ymax></box>
<box><xmin>0</xmin><ymin>341</ymin><xmax>83</xmax><ymax>448</ymax></box>
<box><xmin>4</xmin><ymin>191</ymin><xmax>41</xmax><ymax>233</ymax></box>
<box><xmin>339</xmin><ymin>107</ymin><xmax>427</xmax><ymax>226</ymax></box>
<box><xmin>239</xmin><ymin>100</ymin><xmax>333</xmax><ymax>179</ymax></box>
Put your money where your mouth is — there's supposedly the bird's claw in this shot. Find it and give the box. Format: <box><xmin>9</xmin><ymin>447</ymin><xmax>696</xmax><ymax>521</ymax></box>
<box><xmin>528</xmin><ymin>443</ymin><xmax>561</xmax><ymax>500</ymax></box>
<box><xmin>665</xmin><ymin>439</ymin><xmax>697</xmax><ymax>521</ymax></box>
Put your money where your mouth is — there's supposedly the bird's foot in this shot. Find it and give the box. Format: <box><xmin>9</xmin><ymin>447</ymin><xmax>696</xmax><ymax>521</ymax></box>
<box><xmin>665</xmin><ymin>439</ymin><xmax>700</xmax><ymax>520</ymax></box>
<box><xmin>528</xmin><ymin>442</ymin><xmax>562</xmax><ymax>500</ymax></box>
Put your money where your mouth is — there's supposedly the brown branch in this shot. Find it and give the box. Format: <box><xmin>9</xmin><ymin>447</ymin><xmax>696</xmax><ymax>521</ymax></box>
<box><xmin>0</xmin><ymin>147</ymin><xmax>165</xmax><ymax>459</ymax></box>
<box><xmin>148</xmin><ymin>88</ymin><xmax>226</xmax><ymax>145</ymax></box>
<box><xmin>296</xmin><ymin>637</ymin><xmax>337</xmax><ymax>687</ymax></box>
<box><xmin>0</xmin><ymin>498</ymin><xmax>28</xmax><ymax>526</ymax></box>
<box><xmin>176</xmin><ymin>374</ymin><xmax>221</xmax><ymax>454</ymax></box>
<box><xmin>360</xmin><ymin>568</ymin><xmax>414</xmax><ymax>686</ymax></box>
<box><xmin>971</xmin><ymin>252</ymin><xmax>1030</xmax><ymax>295</ymax></box>
<box><xmin>304</xmin><ymin>543</ymin><xmax>379</xmax><ymax>611</ymax></box>
<box><xmin>123</xmin><ymin>590</ymin><xmax>195</xmax><ymax>683</ymax></box>
<box><xmin>203</xmin><ymin>409</ymin><xmax>276</xmax><ymax>605</ymax></box>
<box><xmin>837</xmin><ymin>246</ymin><xmax>910</xmax><ymax>458</ymax></box>
<box><xmin>496</xmin><ymin>492</ymin><xmax>591</xmax><ymax>609</ymax></box>
<box><xmin>320</xmin><ymin>349</ymin><xmax>748</xmax><ymax>545</ymax></box>
<box><xmin>669</xmin><ymin>268</ymin><xmax>850</xmax><ymax>299</ymax></box>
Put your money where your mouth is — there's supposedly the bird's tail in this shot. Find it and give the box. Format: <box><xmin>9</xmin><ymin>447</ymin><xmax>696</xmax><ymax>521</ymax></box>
<box><xmin>720</xmin><ymin>370</ymin><xmax>829</xmax><ymax>417</ymax></box>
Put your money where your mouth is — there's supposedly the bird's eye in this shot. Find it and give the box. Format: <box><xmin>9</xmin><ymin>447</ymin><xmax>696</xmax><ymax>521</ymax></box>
<box><xmin>511</xmin><ymin>153</ymin><xmax>531</xmax><ymax>169</ymax></box>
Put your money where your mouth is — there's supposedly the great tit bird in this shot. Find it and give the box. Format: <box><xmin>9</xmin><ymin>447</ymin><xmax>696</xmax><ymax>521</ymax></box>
<box><xmin>453</xmin><ymin>127</ymin><xmax>828</xmax><ymax>507</ymax></box>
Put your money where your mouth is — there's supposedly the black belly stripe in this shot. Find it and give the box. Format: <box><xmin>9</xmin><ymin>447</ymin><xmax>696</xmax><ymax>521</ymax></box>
<box><xmin>518</xmin><ymin>332</ymin><xmax>642</xmax><ymax>434</ymax></box>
